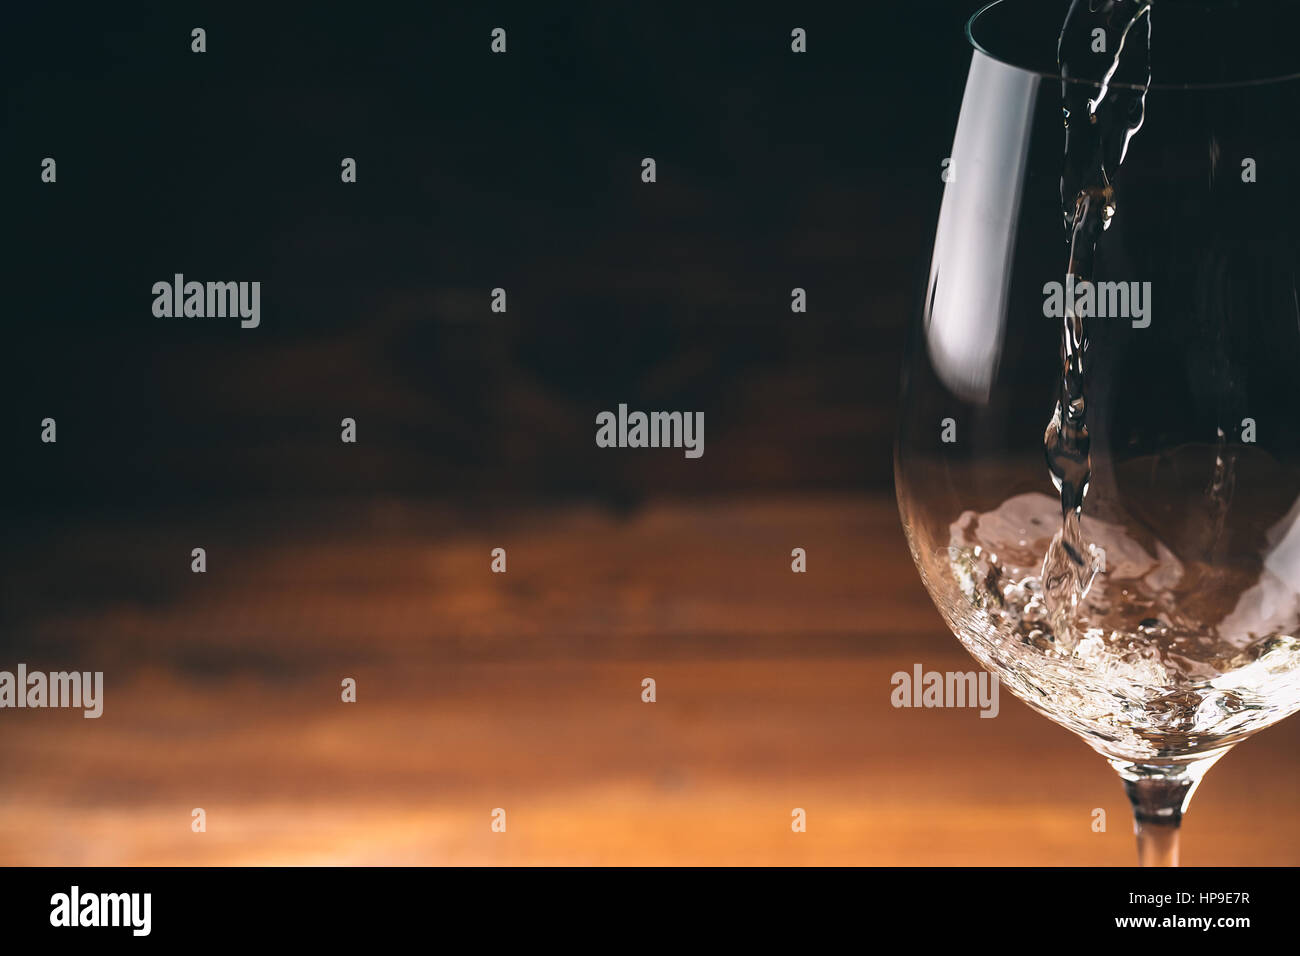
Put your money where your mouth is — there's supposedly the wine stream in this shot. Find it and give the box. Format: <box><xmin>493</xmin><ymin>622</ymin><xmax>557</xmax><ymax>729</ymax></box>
<box><xmin>1041</xmin><ymin>0</ymin><xmax>1153</xmax><ymax>645</ymax></box>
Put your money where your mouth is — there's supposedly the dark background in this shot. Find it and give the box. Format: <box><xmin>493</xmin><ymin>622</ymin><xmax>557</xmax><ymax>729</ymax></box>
<box><xmin>2</xmin><ymin>0</ymin><xmax>979</xmax><ymax>511</ymax></box>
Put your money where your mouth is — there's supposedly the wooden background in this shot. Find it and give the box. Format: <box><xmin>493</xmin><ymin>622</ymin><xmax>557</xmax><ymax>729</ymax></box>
<box><xmin>3</xmin><ymin>494</ymin><xmax>1297</xmax><ymax>865</ymax></box>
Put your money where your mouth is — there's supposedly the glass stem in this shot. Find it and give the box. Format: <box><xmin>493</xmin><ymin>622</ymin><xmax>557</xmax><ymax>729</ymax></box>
<box><xmin>1125</xmin><ymin>774</ymin><xmax>1190</xmax><ymax>866</ymax></box>
<box><xmin>1109</xmin><ymin>752</ymin><xmax>1228</xmax><ymax>867</ymax></box>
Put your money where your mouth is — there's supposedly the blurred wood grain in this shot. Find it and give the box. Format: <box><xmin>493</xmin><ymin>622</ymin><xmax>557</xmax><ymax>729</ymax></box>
<box><xmin>1</xmin><ymin>495</ymin><xmax>1297</xmax><ymax>865</ymax></box>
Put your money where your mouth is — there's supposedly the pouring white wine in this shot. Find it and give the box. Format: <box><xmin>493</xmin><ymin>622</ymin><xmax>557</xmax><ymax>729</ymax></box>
<box><xmin>897</xmin><ymin>0</ymin><xmax>1300</xmax><ymax>865</ymax></box>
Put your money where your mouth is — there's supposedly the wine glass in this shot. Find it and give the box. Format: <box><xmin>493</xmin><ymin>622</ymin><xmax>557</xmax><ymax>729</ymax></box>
<box><xmin>895</xmin><ymin>0</ymin><xmax>1300</xmax><ymax>865</ymax></box>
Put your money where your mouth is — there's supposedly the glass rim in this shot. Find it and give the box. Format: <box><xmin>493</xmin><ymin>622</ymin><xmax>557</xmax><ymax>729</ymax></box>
<box><xmin>966</xmin><ymin>0</ymin><xmax>1300</xmax><ymax>92</ymax></box>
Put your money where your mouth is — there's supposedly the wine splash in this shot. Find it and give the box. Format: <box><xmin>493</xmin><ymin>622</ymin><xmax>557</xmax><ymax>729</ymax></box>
<box><xmin>940</xmin><ymin>482</ymin><xmax>1300</xmax><ymax>758</ymax></box>
<box><xmin>1041</xmin><ymin>0</ymin><xmax>1153</xmax><ymax>646</ymax></box>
